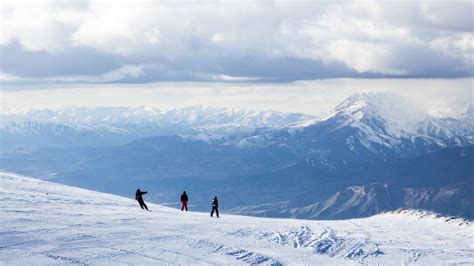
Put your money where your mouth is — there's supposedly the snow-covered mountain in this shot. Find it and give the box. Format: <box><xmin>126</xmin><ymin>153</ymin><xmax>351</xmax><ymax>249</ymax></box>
<box><xmin>0</xmin><ymin>106</ymin><xmax>313</xmax><ymax>150</ymax></box>
<box><xmin>2</xmin><ymin>93</ymin><xmax>471</xmax><ymax>153</ymax></box>
<box><xmin>283</xmin><ymin>182</ymin><xmax>473</xmax><ymax>220</ymax></box>
<box><xmin>1</xmin><ymin>92</ymin><xmax>472</xmax><ymax>220</ymax></box>
<box><xmin>0</xmin><ymin>120</ymin><xmax>134</xmax><ymax>150</ymax></box>
<box><xmin>324</xmin><ymin>92</ymin><xmax>473</xmax><ymax>154</ymax></box>
<box><xmin>234</xmin><ymin>92</ymin><xmax>472</xmax><ymax>160</ymax></box>
<box><xmin>3</xmin><ymin>105</ymin><xmax>311</xmax><ymax>128</ymax></box>
<box><xmin>1</xmin><ymin>171</ymin><xmax>472</xmax><ymax>265</ymax></box>
<box><xmin>323</xmin><ymin>92</ymin><xmax>427</xmax><ymax>134</ymax></box>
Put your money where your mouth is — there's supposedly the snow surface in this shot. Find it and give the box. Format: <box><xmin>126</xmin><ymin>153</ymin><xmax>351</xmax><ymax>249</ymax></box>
<box><xmin>1</xmin><ymin>171</ymin><xmax>472</xmax><ymax>265</ymax></box>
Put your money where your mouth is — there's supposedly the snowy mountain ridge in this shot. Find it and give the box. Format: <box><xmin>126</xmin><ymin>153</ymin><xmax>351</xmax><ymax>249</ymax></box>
<box><xmin>291</xmin><ymin>92</ymin><xmax>472</xmax><ymax>135</ymax></box>
<box><xmin>381</xmin><ymin>208</ymin><xmax>472</xmax><ymax>227</ymax></box>
<box><xmin>226</xmin><ymin>92</ymin><xmax>472</xmax><ymax>157</ymax></box>
<box><xmin>1</xmin><ymin>105</ymin><xmax>314</xmax><ymax>150</ymax></box>
<box><xmin>2</xmin><ymin>92</ymin><xmax>472</xmax><ymax>152</ymax></box>
<box><xmin>308</xmin><ymin>92</ymin><xmax>470</xmax><ymax>142</ymax></box>
<box><xmin>1</xmin><ymin>171</ymin><xmax>472</xmax><ymax>265</ymax></box>
<box><xmin>324</xmin><ymin>92</ymin><xmax>426</xmax><ymax>133</ymax></box>
<box><xmin>2</xmin><ymin>105</ymin><xmax>313</xmax><ymax>129</ymax></box>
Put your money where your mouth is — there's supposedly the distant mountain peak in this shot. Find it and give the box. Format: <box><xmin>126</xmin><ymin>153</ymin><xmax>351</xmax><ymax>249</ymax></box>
<box><xmin>324</xmin><ymin>92</ymin><xmax>426</xmax><ymax>133</ymax></box>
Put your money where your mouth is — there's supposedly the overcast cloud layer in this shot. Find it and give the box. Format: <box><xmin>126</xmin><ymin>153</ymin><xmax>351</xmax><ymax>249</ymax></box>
<box><xmin>1</xmin><ymin>0</ymin><xmax>473</xmax><ymax>83</ymax></box>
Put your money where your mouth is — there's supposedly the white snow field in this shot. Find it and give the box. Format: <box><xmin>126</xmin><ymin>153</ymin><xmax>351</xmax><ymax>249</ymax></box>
<box><xmin>1</xmin><ymin>172</ymin><xmax>472</xmax><ymax>265</ymax></box>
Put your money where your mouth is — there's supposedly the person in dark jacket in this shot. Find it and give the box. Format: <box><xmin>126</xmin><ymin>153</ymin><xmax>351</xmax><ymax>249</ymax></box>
<box><xmin>210</xmin><ymin>196</ymin><xmax>219</xmax><ymax>218</ymax></box>
<box><xmin>180</xmin><ymin>191</ymin><xmax>188</xmax><ymax>211</ymax></box>
<box><xmin>135</xmin><ymin>189</ymin><xmax>149</xmax><ymax>211</ymax></box>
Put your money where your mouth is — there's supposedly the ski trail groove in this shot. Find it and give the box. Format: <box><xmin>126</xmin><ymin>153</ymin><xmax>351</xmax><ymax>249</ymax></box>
<box><xmin>231</xmin><ymin>224</ymin><xmax>385</xmax><ymax>263</ymax></box>
<box><xmin>188</xmin><ymin>239</ymin><xmax>283</xmax><ymax>265</ymax></box>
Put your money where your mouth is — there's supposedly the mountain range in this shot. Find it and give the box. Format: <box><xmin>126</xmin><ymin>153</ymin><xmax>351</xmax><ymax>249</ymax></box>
<box><xmin>1</xmin><ymin>92</ymin><xmax>472</xmax><ymax>220</ymax></box>
<box><xmin>0</xmin><ymin>106</ymin><xmax>313</xmax><ymax>150</ymax></box>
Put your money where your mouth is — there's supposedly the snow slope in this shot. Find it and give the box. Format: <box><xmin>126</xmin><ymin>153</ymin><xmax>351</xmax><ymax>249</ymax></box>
<box><xmin>1</xmin><ymin>172</ymin><xmax>472</xmax><ymax>265</ymax></box>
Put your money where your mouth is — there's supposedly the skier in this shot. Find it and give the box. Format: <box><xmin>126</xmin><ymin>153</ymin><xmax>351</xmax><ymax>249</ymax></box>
<box><xmin>135</xmin><ymin>189</ymin><xmax>149</xmax><ymax>211</ymax></box>
<box><xmin>180</xmin><ymin>191</ymin><xmax>188</xmax><ymax>211</ymax></box>
<box><xmin>210</xmin><ymin>196</ymin><xmax>219</xmax><ymax>218</ymax></box>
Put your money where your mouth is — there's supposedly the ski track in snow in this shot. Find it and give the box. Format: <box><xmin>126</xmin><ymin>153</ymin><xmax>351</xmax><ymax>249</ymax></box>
<box><xmin>230</xmin><ymin>224</ymin><xmax>385</xmax><ymax>264</ymax></box>
<box><xmin>0</xmin><ymin>171</ymin><xmax>472</xmax><ymax>265</ymax></box>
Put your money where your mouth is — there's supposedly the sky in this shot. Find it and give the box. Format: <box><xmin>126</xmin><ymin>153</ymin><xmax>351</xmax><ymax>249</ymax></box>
<box><xmin>0</xmin><ymin>1</ymin><xmax>473</xmax><ymax>116</ymax></box>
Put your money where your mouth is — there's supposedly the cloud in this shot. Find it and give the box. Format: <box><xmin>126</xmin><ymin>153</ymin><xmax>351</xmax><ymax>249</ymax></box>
<box><xmin>0</xmin><ymin>41</ymin><xmax>122</xmax><ymax>77</ymax></box>
<box><xmin>44</xmin><ymin>64</ymin><xmax>145</xmax><ymax>83</ymax></box>
<box><xmin>1</xmin><ymin>0</ymin><xmax>473</xmax><ymax>82</ymax></box>
<box><xmin>0</xmin><ymin>64</ymin><xmax>144</xmax><ymax>83</ymax></box>
<box><xmin>0</xmin><ymin>72</ymin><xmax>19</xmax><ymax>81</ymax></box>
<box><xmin>210</xmin><ymin>74</ymin><xmax>265</xmax><ymax>82</ymax></box>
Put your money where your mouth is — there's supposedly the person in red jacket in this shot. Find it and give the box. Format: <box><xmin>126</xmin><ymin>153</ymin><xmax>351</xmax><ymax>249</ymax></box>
<box><xmin>180</xmin><ymin>191</ymin><xmax>188</xmax><ymax>211</ymax></box>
